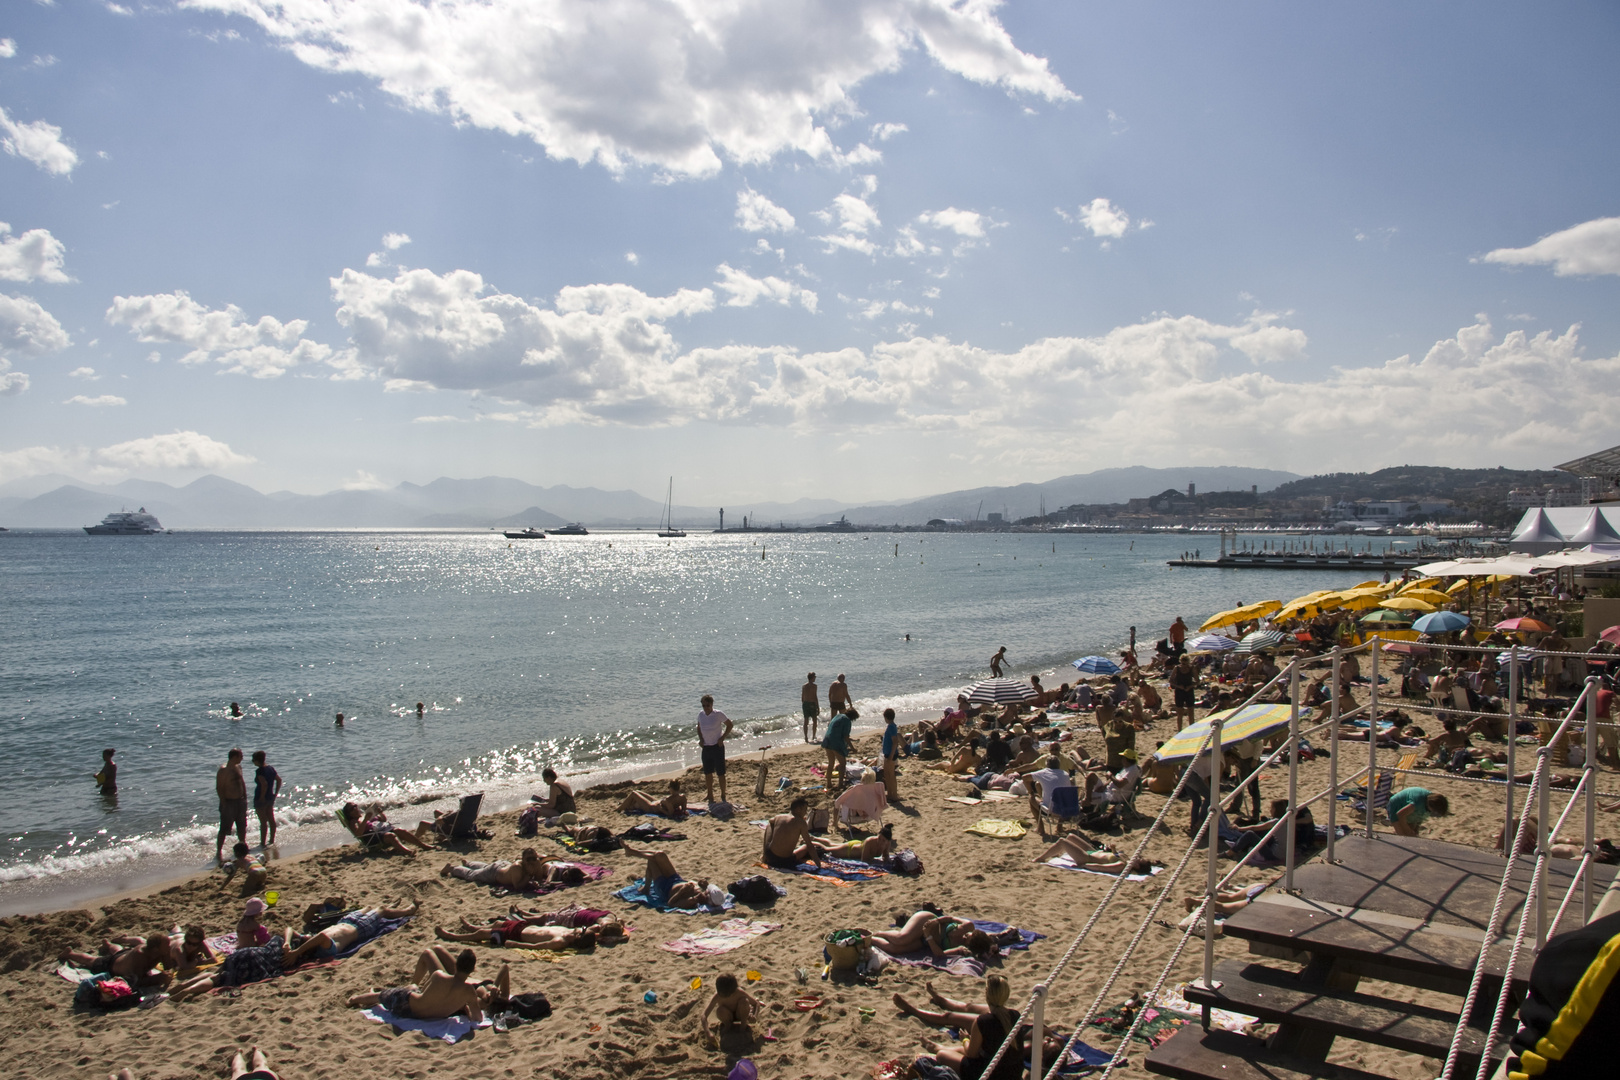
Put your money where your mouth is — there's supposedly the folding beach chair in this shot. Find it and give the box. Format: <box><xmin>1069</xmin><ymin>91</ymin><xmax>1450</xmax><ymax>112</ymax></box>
<box><xmin>1349</xmin><ymin>771</ymin><xmax>1394</xmax><ymax>817</ymax></box>
<box><xmin>436</xmin><ymin>792</ymin><xmax>484</xmax><ymax>840</ymax></box>
<box><xmin>1041</xmin><ymin>784</ymin><xmax>1082</xmax><ymax>836</ymax></box>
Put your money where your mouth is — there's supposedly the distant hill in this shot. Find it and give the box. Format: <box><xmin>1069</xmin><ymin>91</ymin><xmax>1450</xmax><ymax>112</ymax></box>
<box><xmin>1268</xmin><ymin>466</ymin><xmax>1570</xmax><ymax>502</ymax></box>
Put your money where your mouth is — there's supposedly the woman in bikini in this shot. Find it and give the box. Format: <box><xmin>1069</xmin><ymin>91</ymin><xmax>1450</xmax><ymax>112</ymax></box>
<box><xmin>282</xmin><ymin>900</ymin><xmax>419</xmax><ymax>965</ymax></box>
<box><xmin>866</xmin><ymin>910</ymin><xmax>994</xmax><ymax>961</ymax></box>
<box><xmin>447</xmin><ymin>905</ymin><xmax>628</xmax><ymax>944</ymax></box>
<box><xmin>899</xmin><ymin>973</ymin><xmax>1031</xmax><ymax>1080</ymax></box>
<box><xmin>812</xmin><ymin>822</ymin><xmax>894</xmax><ymax>862</ymax></box>
<box><xmin>928</xmin><ymin>741</ymin><xmax>982</xmax><ymax>776</ymax></box>
<box><xmin>1033</xmin><ymin>834</ymin><xmax>1158</xmax><ymax>874</ymax></box>
<box><xmin>434</xmin><ymin>919</ymin><xmax>599</xmax><ymax>950</ymax></box>
<box><xmin>617</xmin><ymin>780</ymin><xmax>688</xmax><ymax>818</ymax></box>
<box><xmin>340</xmin><ymin>803</ymin><xmax>432</xmax><ymax>857</ymax></box>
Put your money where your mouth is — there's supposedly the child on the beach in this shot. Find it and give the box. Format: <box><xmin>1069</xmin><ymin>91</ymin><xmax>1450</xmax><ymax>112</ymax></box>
<box><xmin>222</xmin><ymin>841</ymin><xmax>269</xmax><ymax>895</ymax></box>
<box><xmin>700</xmin><ymin>973</ymin><xmax>762</xmax><ymax>1043</ymax></box>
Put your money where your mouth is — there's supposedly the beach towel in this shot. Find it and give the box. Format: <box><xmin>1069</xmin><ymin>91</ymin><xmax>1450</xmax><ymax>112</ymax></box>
<box><xmin>1044</xmin><ymin>854</ymin><xmax>1163</xmax><ymax>881</ymax></box>
<box><xmin>966</xmin><ymin>818</ymin><xmax>1027</xmax><ymax>839</ymax></box>
<box><xmin>658</xmin><ymin>918</ymin><xmax>782</xmax><ymax>956</ymax></box>
<box><xmin>876</xmin><ymin>921</ymin><xmax>1044</xmax><ymax>976</ymax></box>
<box><xmin>56</xmin><ymin>963</ymin><xmax>95</xmax><ymax>983</ymax></box>
<box><xmin>1052</xmin><ymin>1037</ymin><xmax>1115</xmax><ymax>1074</ymax></box>
<box><xmin>361</xmin><ymin>1006</ymin><xmax>491</xmax><ymax>1043</ymax></box>
<box><xmin>503</xmin><ymin>863</ymin><xmax>611</xmax><ymax>897</ymax></box>
<box><xmin>946</xmin><ymin>791</ymin><xmax>1020</xmax><ymax>806</ymax></box>
<box><xmin>970</xmin><ymin>920</ymin><xmax>1043</xmax><ymax>951</ymax></box>
<box><xmin>1088</xmin><ymin>1002</ymin><xmax>1193</xmax><ymax>1048</ymax></box>
<box><xmin>1158</xmin><ymin>983</ymin><xmax>1257</xmax><ymax>1033</ymax></box>
<box><xmin>613</xmin><ymin>877</ymin><xmax>734</xmax><ymax>915</ymax></box>
<box><xmin>761</xmin><ymin>856</ymin><xmax>889</xmax><ymax>886</ymax></box>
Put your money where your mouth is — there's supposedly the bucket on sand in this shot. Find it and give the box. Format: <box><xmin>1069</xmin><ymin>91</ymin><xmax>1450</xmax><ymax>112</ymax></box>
<box><xmin>824</xmin><ymin>929</ymin><xmax>864</xmax><ymax>971</ymax></box>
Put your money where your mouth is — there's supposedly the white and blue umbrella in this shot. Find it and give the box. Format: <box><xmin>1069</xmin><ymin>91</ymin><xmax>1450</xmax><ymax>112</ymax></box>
<box><xmin>963</xmin><ymin>678</ymin><xmax>1040</xmax><ymax>705</ymax></box>
<box><xmin>1234</xmin><ymin>630</ymin><xmax>1289</xmax><ymax>654</ymax></box>
<box><xmin>1186</xmin><ymin>633</ymin><xmax>1237</xmax><ymax>652</ymax></box>
<box><xmin>1071</xmin><ymin>655</ymin><xmax>1121</xmax><ymax>675</ymax></box>
<box><xmin>1413</xmin><ymin>611</ymin><xmax>1471</xmax><ymax>634</ymax></box>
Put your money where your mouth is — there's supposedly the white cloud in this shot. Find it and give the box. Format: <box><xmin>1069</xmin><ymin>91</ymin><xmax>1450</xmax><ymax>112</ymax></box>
<box><xmin>412</xmin><ymin>414</ymin><xmax>462</xmax><ymax>423</ymax></box>
<box><xmin>839</xmin><ymin>143</ymin><xmax>882</xmax><ymax>166</ymax></box>
<box><xmin>871</xmin><ymin>122</ymin><xmax>908</xmax><ymax>141</ymax></box>
<box><xmin>714</xmin><ymin>263</ymin><xmax>818</xmax><ymax>313</ymax></box>
<box><xmin>341</xmin><ymin>469</ymin><xmax>388</xmax><ymax>490</ymax></box>
<box><xmin>1075</xmin><ymin>197</ymin><xmax>1130</xmax><ymax>239</ymax></box>
<box><xmin>625</xmin><ymin>251</ymin><xmax>639</xmax><ymax>265</ymax></box>
<box><xmin>105</xmin><ymin>290</ymin><xmax>333</xmax><ymax>378</ymax></box>
<box><xmin>0</xmin><ymin>106</ymin><xmax>79</xmax><ymax>176</ymax></box>
<box><xmin>735</xmin><ymin>189</ymin><xmax>796</xmax><ymax>233</ymax></box>
<box><xmin>93</xmin><ymin>431</ymin><xmax>254</xmax><ymax>471</ymax></box>
<box><xmin>815</xmin><ymin>192</ymin><xmax>882</xmax><ymax>254</ymax></box>
<box><xmin>365</xmin><ymin>251</ymin><xmax>386</xmax><ymax>267</ymax></box>
<box><xmin>0</xmin><ymin>222</ymin><xmax>71</xmax><ymax>283</ymax></box>
<box><xmin>381</xmin><ymin>231</ymin><xmax>412</xmax><ymax>250</ymax></box>
<box><xmin>64</xmin><ymin>394</ymin><xmax>127</xmax><ymax>407</ymax></box>
<box><xmin>0</xmin><ymin>39</ymin><xmax>15</xmax><ymax>59</ymax></box>
<box><xmin>184</xmin><ymin>0</ymin><xmax>1073</xmax><ymax>177</ymax></box>
<box><xmin>918</xmin><ymin>207</ymin><xmax>985</xmax><ymax>238</ymax></box>
<box><xmin>0</xmin><ymin>292</ymin><xmax>71</xmax><ymax>357</ymax></box>
<box><xmin>1482</xmin><ymin>216</ymin><xmax>1620</xmax><ymax>277</ymax></box>
<box><xmin>0</xmin><ymin>364</ymin><xmax>26</xmax><ymax>396</ymax></box>
<box><xmin>106</xmin><ymin>2</ymin><xmax>134</xmax><ymax>14</ymax></box>
<box><xmin>69</xmin><ymin>366</ymin><xmax>98</xmax><ymax>380</ymax></box>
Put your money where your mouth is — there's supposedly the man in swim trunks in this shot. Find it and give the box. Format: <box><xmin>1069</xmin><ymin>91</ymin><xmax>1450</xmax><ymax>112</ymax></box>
<box><xmin>828</xmin><ymin>674</ymin><xmax>852</xmax><ymax>714</ymax></box>
<box><xmin>251</xmin><ymin>750</ymin><xmax>280</xmax><ymax>847</ymax></box>
<box><xmin>216</xmin><ymin>748</ymin><xmax>249</xmax><ymax>862</ymax></box>
<box><xmin>347</xmin><ymin>947</ymin><xmax>503</xmax><ymax>1022</ymax></box>
<box><xmin>283</xmin><ymin>900</ymin><xmax>419</xmax><ymax>965</ymax></box>
<box><xmin>801</xmin><ymin>673</ymin><xmax>820</xmax><ymax>743</ymax></box>
<box><xmin>441</xmin><ymin>848</ymin><xmax>556</xmax><ymax>889</ymax></box>
<box><xmin>697</xmin><ymin>695</ymin><xmax>733</xmax><ymax>804</ymax></box>
<box><xmin>762</xmin><ymin>797</ymin><xmax>822</xmax><ymax>869</ymax></box>
<box><xmin>435</xmin><ymin>920</ymin><xmax>598</xmax><ymax>950</ymax></box>
<box><xmin>620</xmin><ymin>842</ymin><xmax>710</xmax><ymax>908</ymax></box>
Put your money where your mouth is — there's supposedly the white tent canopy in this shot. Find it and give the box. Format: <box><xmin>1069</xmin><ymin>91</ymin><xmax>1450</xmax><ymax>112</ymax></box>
<box><xmin>1411</xmin><ymin>548</ymin><xmax>1620</xmax><ymax>577</ymax></box>
<box><xmin>1510</xmin><ymin>507</ymin><xmax>1569</xmax><ymax>553</ymax></box>
<box><xmin>1567</xmin><ymin>508</ymin><xmax>1620</xmax><ymax>544</ymax></box>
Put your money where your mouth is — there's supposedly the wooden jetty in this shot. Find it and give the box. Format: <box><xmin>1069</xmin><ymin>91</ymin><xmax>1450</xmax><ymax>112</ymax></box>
<box><xmin>1145</xmin><ymin>834</ymin><xmax>1617</xmax><ymax>1079</ymax></box>
<box><xmin>1167</xmin><ymin>553</ymin><xmax>1427</xmax><ymax>570</ymax></box>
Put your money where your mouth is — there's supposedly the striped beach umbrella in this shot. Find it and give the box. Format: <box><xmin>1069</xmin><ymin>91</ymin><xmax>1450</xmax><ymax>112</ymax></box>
<box><xmin>1071</xmin><ymin>655</ymin><xmax>1121</xmax><ymax>675</ymax></box>
<box><xmin>1234</xmin><ymin>630</ymin><xmax>1288</xmax><ymax>654</ymax></box>
<box><xmin>963</xmin><ymin>678</ymin><xmax>1039</xmax><ymax>705</ymax></box>
<box><xmin>1154</xmin><ymin>704</ymin><xmax>1294</xmax><ymax>762</ymax></box>
<box><xmin>1186</xmin><ymin>633</ymin><xmax>1238</xmax><ymax>652</ymax></box>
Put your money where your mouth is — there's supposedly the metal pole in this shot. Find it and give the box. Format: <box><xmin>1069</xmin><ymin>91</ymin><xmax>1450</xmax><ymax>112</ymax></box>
<box><xmin>1537</xmin><ymin>745</ymin><xmax>1550</xmax><ymax>951</ymax></box>
<box><xmin>1203</xmin><ymin>710</ymin><xmax>1224</xmax><ymax>988</ymax></box>
<box><xmin>1028</xmin><ymin>982</ymin><xmax>1046</xmax><ymax>1080</ymax></box>
<box><xmin>1327</xmin><ymin>647</ymin><xmax>1341</xmax><ymax>863</ymax></box>
<box><xmin>1506</xmin><ymin>647</ymin><xmax>1518</xmax><ymax>852</ymax></box>
<box><xmin>1286</xmin><ymin>660</ymin><xmax>1301</xmax><ymax>891</ymax></box>
<box><xmin>1585</xmin><ymin>677</ymin><xmax>1598</xmax><ymax>923</ymax></box>
<box><xmin>1368</xmin><ymin>638</ymin><xmax>1380</xmax><ymax>838</ymax></box>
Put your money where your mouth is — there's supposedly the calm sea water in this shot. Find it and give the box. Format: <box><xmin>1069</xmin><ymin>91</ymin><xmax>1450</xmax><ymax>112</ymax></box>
<box><xmin>0</xmin><ymin>528</ymin><xmax>1374</xmax><ymax>908</ymax></box>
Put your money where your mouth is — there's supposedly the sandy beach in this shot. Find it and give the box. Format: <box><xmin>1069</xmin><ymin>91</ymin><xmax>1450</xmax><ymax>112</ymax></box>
<box><xmin>1</xmin><ymin>658</ymin><xmax>1567</xmax><ymax>1080</ymax></box>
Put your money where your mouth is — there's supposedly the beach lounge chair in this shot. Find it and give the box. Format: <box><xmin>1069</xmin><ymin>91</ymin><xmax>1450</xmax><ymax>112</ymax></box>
<box><xmin>433</xmin><ymin>793</ymin><xmax>484</xmax><ymax>840</ymax></box>
<box><xmin>1349</xmin><ymin>771</ymin><xmax>1394</xmax><ymax>817</ymax></box>
<box><xmin>1039</xmin><ymin>784</ymin><xmax>1082</xmax><ymax>836</ymax></box>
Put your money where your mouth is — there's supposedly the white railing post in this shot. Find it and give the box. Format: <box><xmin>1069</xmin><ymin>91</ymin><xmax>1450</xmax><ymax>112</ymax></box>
<box><xmin>1029</xmin><ymin>982</ymin><xmax>1046</xmax><ymax>1080</ymax></box>
<box><xmin>1203</xmin><ymin>710</ymin><xmax>1224</xmax><ymax>988</ymax></box>
<box><xmin>1327</xmin><ymin>647</ymin><xmax>1341</xmax><ymax>863</ymax></box>
<box><xmin>1506</xmin><ymin>647</ymin><xmax>1518</xmax><ymax>852</ymax></box>
<box><xmin>1585</xmin><ymin>676</ymin><xmax>1599</xmax><ymax>923</ymax></box>
<box><xmin>1537</xmin><ymin>745</ymin><xmax>1550</xmax><ymax>951</ymax></box>
<box><xmin>1367</xmin><ymin>637</ymin><xmax>1380</xmax><ymax>838</ymax></box>
<box><xmin>1286</xmin><ymin>660</ymin><xmax>1301</xmax><ymax>892</ymax></box>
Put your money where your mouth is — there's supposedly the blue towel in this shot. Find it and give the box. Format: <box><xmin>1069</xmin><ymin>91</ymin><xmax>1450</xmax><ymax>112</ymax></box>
<box><xmin>613</xmin><ymin>877</ymin><xmax>734</xmax><ymax>915</ymax></box>
<box><xmin>969</xmin><ymin>920</ymin><xmax>1044</xmax><ymax>952</ymax></box>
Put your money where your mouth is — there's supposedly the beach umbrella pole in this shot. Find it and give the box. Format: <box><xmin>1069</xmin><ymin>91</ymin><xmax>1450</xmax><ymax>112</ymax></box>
<box><xmin>1285</xmin><ymin>661</ymin><xmax>1301</xmax><ymax>893</ymax></box>
<box><xmin>1505</xmin><ymin>649</ymin><xmax>1518</xmax><ymax>850</ymax></box>
<box><xmin>1202</xmin><ymin>711</ymin><xmax>1224</xmax><ymax>989</ymax></box>
<box><xmin>1326</xmin><ymin>648</ymin><xmax>1341</xmax><ymax>864</ymax></box>
<box><xmin>1367</xmin><ymin>638</ymin><xmax>1380</xmax><ymax>839</ymax></box>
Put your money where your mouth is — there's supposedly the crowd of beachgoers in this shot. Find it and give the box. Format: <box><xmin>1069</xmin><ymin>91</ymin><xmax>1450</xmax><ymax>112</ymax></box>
<box><xmin>4</xmin><ymin>570</ymin><xmax>1617</xmax><ymax>1080</ymax></box>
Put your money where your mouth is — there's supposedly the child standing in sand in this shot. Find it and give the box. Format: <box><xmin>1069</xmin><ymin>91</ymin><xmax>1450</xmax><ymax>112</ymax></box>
<box><xmin>700</xmin><ymin>973</ymin><xmax>762</xmax><ymax>1043</ymax></box>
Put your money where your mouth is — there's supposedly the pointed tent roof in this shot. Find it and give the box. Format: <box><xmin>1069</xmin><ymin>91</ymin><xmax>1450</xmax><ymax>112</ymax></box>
<box><xmin>1567</xmin><ymin>507</ymin><xmax>1620</xmax><ymax>544</ymax></box>
<box><xmin>1512</xmin><ymin>508</ymin><xmax>1567</xmax><ymax>545</ymax></box>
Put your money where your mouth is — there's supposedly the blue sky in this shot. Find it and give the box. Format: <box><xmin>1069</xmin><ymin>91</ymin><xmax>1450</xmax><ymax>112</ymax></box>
<box><xmin>2</xmin><ymin>0</ymin><xmax>1618</xmax><ymax>504</ymax></box>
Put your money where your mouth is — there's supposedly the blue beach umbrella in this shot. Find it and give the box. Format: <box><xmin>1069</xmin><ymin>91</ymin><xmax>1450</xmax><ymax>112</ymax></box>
<box><xmin>1412</xmin><ymin>611</ymin><xmax>1471</xmax><ymax>634</ymax></box>
<box><xmin>1071</xmin><ymin>655</ymin><xmax>1121</xmax><ymax>675</ymax></box>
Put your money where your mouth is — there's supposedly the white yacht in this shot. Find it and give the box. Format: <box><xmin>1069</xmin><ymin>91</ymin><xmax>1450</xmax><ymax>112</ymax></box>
<box><xmin>84</xmin><ymin>508</ymin><xmax>165</xmax><ymax>535</ymax></box>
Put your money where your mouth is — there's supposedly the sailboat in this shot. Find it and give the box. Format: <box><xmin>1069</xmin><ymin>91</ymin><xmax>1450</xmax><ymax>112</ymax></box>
<box><xmin>658</xmin><ymin>477</ymin><xmax>686</xmax><ymax>537</ymax></box>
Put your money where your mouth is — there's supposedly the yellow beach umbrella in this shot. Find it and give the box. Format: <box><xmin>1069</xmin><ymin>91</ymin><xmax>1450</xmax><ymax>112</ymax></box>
<box><xmin>1446</xmin><ymin>578</ymin><xmax>1472</xmax><ymax>595</ymax></box>
<box><xmin>1199</xmin><ymin>599</ymin><xmax>1283</xmax><ymax>632</ymax></box>
<box><xmin>1399</xmin><ymin>588</ymin><xmax>1455</xmax><ymax>606</ymax></box>
<box><xmin>1380</xmin><ymin>596</ymin><xmax>1437</xmax><ymax>613</ymax></box>
<box><xmin>1155</xmin><ymin>704</ymin><xmax>1294</xmax><ymax>762</ymax></box>
<box><xmin>1330</xmin><ymin>588</ymin><xmax>1389</xmax><ymax>612</ymax></box>
<box><xmin>1398</xmin><ymin>577</ymin><xmax>1443</xmax><ymax>594</ymax></box>
<box><xmin>1350</xmin><ymin>579</ymin><xmax>1384</xmax><ymax>590</ymax></box>
<box><xmin>1272</xmin><ymin>590</ymin><xmax>1336</xmax><ymax>622</ymax></box>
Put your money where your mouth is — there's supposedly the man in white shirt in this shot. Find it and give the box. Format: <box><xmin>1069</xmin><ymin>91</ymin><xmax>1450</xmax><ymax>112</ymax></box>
<box><xmin>696</xmin><ymin>695</ymin><xmax>734</xmax><ymax>805</ymax></box>
<box><xmin>1089</xmin><ymin>749</ymin><xmax>1142</xmax><ymax>807</ymax></box>
<box><xmin>1025</xmin><ymin>756</ymin><xmax>1076</xmax><ymax>837</ymax></box>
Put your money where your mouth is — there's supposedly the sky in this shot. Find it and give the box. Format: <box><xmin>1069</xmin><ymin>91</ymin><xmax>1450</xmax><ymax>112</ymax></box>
<box><xmin>1</xmin><ymin>0</ymin><xmax>1618</xmax><ymax>505</ymax></box>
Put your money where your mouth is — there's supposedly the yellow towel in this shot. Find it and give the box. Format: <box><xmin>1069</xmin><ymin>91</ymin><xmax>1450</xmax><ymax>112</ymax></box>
<box><xmin>966</xmin><ymin>818</ymin><xmax>1027</xmax><ymax>839</ymax></box>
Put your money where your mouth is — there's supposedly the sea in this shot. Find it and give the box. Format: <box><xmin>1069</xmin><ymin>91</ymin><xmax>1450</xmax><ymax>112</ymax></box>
<box><xmin>0</xmin><ymin>528</ymin><xmax>1396</xmax><ymax>914</ymax></box>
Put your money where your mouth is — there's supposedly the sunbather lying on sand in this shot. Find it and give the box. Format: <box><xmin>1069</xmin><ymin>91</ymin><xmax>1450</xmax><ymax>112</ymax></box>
<box><xmin>1034</xmin><ymin>834</ymin><xmax>1158</xmax><ymax>874</ymax></box>
<box><xmin>928</xmin><ymin>743</ymin><xmax>981</xmax><ymax>775</ymax></box>
<box><xmin>62</xmin><ymin>933</ymin><xmax>173</xmax><ymax>987</ymax></box>
<box><xmin>503</xmin><ymin>903</ymin><xmax>627</xmax><ymax>939</ymax></box>
<box><xmin>346</xmin><ymin>947</ymin><xmax>509</xmax><ymax>1022</ymax></box>
<box><xmin>866</xmin><ymin>910</ymin><xmax>994</xmax><ymax>961</ymax></box>
<box><xmin>441</xmin><ymin>848</ymin><xmax>567</xmax><ymax>890</ymax></box>
<box><xmin>93</xmin><ymin>925</ymin><xmax>218</xmax><ymax>979</ymax></box>
<box><xmin>434</xmin><ymin>919</ymin><xmax>598</xmax><ymax>950</ymax></box>
<box><xmin>812</xmin><ymin>822</ymin><xmax>894</xmax><ymax>862</ymax></box>
<box><xmin>170</xmin><ymin>929</ymin><xmax>293</xmax><ymax>1000</ymax></box>
<box><xmin>618</xmin><ymin>780</ymin><xmax>688</xmax><ymax>818</ymax></box>
<box><xmin>282</xmin><ymin>900</ymin><xmax>419</xmax><ymax>964</ymax></box>
<box><xmin>620</xmin><ymin>843</ymin><xmax>711</xmax><ymax>908</ymax></box>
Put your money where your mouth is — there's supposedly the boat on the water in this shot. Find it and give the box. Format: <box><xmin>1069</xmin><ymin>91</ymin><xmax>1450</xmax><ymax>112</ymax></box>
<box><xmin>84</xmin><ymin>508</ymin><xmax>164</xmax><ymax>535</ymax></box>
<box><xmin>657</xmin><ymin>477</ymin><xmax>686</xmax><ymax>537</ymax></box>
<box><xmin>548</xmin><ymin>523</ymin><xmax>589</xmax><ymax>536</ymax></box>
<box><xmin>503</xmin><ymin>527</ymin><xmax>546</xmax><ymax>540</ymax></box>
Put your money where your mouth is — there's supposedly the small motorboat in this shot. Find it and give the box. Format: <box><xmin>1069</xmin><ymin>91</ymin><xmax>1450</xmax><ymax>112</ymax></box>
<box><xmin>503</xmin><ymin>527</ymin><xmax>546</xmax><ymax>540</ymax></box>
<box><xmin>547</xmin><ymin>523</ymin><xmax>589</xmax><ymax>536</ymax></box>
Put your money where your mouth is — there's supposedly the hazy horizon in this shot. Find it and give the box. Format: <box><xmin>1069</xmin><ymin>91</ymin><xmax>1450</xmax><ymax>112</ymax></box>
<box><xmin>2</xmin><ymin>2</ymin><xmax>1617</xmax><ymax>503</ymax></box>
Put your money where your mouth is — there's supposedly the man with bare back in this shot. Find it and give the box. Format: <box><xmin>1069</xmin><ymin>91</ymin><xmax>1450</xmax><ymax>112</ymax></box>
<box><xmin>762</xmin><ymin>797</ymin><xmax>822</xmax><ymax>869</ymax></box>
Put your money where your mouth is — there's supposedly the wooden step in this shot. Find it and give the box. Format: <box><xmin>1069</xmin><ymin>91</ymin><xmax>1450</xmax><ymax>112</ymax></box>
<box><xmin>1181</xmin><ymin>959</ymin><xmax>1505</xmax><ymax>1069</ymax></box>
<box><xmin>1144</xmin><ymin>1027</ymin><xmax>1385</xmax><ymax>1080</ymax></box>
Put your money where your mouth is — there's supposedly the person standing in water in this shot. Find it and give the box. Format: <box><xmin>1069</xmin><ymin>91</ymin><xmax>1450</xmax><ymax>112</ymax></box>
<box><xmin>252</xmin><ymin>750</ymin><xmax>281</xmax><ymax>848</ymax></box>
<box><xmin>801</xmin><ymin>673</ymin><xmax>820</xmax><ymax>743</ymax></box>
<box><xmin>215</xmin><ymin>749</ymin><xmax>249</xmax><ymax>862</ymax></box>
<box><xmin>96</xmin><ymin>748</ymin><xmax>118</xmax><ymax>797</ymax></box>
<box><xmin>990</xmin><ymin>646</ymin><xmax>1008</xmax><ymax>677</ymax></box>
<box><xmin>828</xmin><ymin>674</ymin><xmax>852</xmax><ymax>714</ymax></box>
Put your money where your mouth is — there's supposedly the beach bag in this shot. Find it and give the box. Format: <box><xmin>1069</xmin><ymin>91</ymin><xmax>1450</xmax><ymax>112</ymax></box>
<box><xmin>809</xmin><ymin>807</ymin><xmax>831</xmax><ymax>833</ymax></box>
<box><xmin>727</xmin><ymin>1061</ymin><xmax>758</xmax><ymax>1080</ymax></box>
<box><xmin>728</xmin><ymin>875</ymin><xmax>786</xmax><ymax>903</ymax></box>
<box><xmin>912</xmin><ymin>1057</ymin><xmax>961</xmax><ymax>1080</ymax></box>
<box><xmin>886</xmin><ymin>849</ymin><xmax>923</xmax><ymax>876</ymax></box>
<box><xmin>517</xmin><ymin>806</ymin><xmax>542</xmax><ymax>838</ymax></box>
<box><xmin>507</xmin><ymin>991</ymin><xmax>552</xmax><ymax>1020</ymax></box>
<box><xmin>74</xmin><ymin>974</ymin><xmax>138</xmax><ymax>1011</ymax></box>
<box><xmin>709</xmin><ymin>800</ymin><xmax>737</xmax><ymax>820</ymax></box>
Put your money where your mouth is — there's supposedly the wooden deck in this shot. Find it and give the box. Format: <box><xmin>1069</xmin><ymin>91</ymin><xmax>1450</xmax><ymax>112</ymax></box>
<box><xmin>1145</xmin><ymin>834</ymin><xmax>1616</xmax><ymax>1079</ymax></box>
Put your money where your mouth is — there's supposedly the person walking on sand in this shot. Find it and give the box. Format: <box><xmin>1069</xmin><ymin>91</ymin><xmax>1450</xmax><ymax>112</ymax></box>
<box><xmin>1169</xmin><ymin>655</ymin><xmax>1197</xmax><ymax>731</ymax></box>
<box><xmin>95</xmin><ymin>748</ymin><xmax>118</xmax><ymax>797</ymax></box>
<box><xmin>990</xmin><ymin>646</ymin><xmax>1008</xmax><ymax>677</ymax></box>
<box><xmin>1169</xmin><ymin>617</ymin><xmax>1188</xmax><ymax>656</ymax></box>
<box><xmin>828</xmin><ymin>674</ymin><xmax>852</xmax><ymax>714</ymax></box>
<box><xmin>215</xmin><ymin>749</ymin><xmax>248</xmax><ymax>862</ymax></box>
<box><xmin>252</xmin><ymin>750</ymin><xmax>281</xmax><ymax>847</ymax></box>
<box><xmin>697</xmin><ymin>694</ymin><xmax>733</xmax><ymax>805</ymax></box>
<box><xmin>801</xmin><ymin>673</ymin><xmax>821</xmax><ymax>743</ymax></box>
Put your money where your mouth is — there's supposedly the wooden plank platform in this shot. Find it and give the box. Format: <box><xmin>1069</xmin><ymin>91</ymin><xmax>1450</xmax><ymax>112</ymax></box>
<box><xmin>1181</xmin><ymin>959</ymin><xmax>1503</xmax><ymax>1069</ymax></box>
<box><xmin>1144</xmin><ymin>1028</ymin><xmax>1387</xmax><ymax>1080</ymax></box>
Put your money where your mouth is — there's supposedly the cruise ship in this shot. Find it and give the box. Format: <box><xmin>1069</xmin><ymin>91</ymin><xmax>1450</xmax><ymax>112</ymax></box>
<box><xmin>84</xmin><ymin>508</ymin><xmax>165</xmax><ymax>535</ymax></box>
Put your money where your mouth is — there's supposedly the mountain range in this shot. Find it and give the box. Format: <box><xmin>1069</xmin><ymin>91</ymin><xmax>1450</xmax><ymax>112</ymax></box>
<box><xmin>0</xmin><ymin>465</ymin><xmax>1300</xmax><ymax>530</ymax></box>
